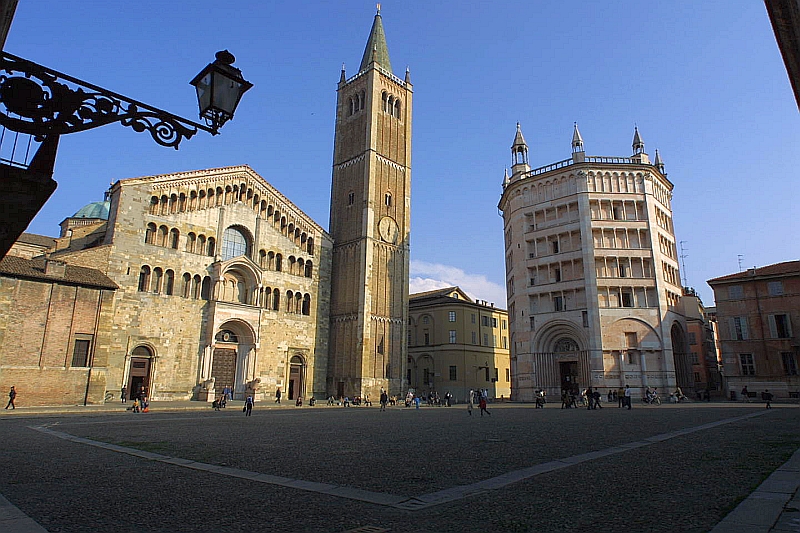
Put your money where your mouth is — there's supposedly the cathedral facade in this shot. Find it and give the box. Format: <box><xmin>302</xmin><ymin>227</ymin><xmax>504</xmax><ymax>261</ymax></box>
<box><xmin>0</xmin><ymin>10</ymin><xmax>410</xmax><ymax>405</ymax></box>
<box><xmin>499</xmin><ymin>124</ymin><xmax>689</xmax><ymax>402</ymax></box>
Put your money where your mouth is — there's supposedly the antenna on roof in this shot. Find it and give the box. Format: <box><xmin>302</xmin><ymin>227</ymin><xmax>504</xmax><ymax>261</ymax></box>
<box><xmin>737</xmin><ymin>254</ymin><xmax>744</xmax><ymax>272</ymax></box>
<box><xmin>679</xmin><ymin>241</ymin><xmax>689</xmax><ymax>287</ymax></box>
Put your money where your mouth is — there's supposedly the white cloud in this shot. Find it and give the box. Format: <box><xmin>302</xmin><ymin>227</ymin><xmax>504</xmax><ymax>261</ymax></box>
<box><xmin>409</xmin><ymin>260</ymin><xmax>507</xmax><ymax>308</ymax></box>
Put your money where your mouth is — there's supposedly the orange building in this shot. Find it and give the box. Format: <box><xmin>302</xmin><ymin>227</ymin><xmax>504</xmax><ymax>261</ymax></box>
<box><xmin>708</xmin><ymin>261</ymin><xmax>800</xmax><ymax>400</ymax></box>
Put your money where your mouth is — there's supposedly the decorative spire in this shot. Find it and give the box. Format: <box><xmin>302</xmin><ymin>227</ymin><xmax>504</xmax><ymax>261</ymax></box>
<box><xmin>654</xmin><ymin>149</ymin><xmax>665</xmax><ymax>173</ymax></box>
<box><xmin>359</xmin><ymin>7</ymin><xmax>393</xmax><ymax>73</ymax></box>
<box><xmin>404</xmin><ymin>66</ymin><xmax>411</xmax><ymax>84</ymax></box>
<box><xmin>571</xmin><ymin>122</ymin><xmax>584</xmax><ymax>153</ymax></box>
<box><xmin>632</xmin><ymin>125</ymin><xmax>645</xmax><ymax>155</ymax></box>
<box><xmin>340</xmin><ymin>63</ymin><xmax>346</xmax><ymax>83</ymax></box>
<box><xmin>503</xmin><ymin>168</ymin><xmax>510</xmax><ymax>187</ymax></box>
<box><xmin>511</xmin><ymin>122</ymin><xmax>529</xmax><ymax>167</ymax></box>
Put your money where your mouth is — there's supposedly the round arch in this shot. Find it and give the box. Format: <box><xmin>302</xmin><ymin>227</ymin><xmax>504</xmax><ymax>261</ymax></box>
<box><xmin>532</xmin><ymin>320</ymin><xmax>588</xmax><ymax>353</ymax></box>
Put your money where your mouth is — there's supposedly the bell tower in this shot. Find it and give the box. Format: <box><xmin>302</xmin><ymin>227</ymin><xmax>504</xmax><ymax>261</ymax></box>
<box><xmin>327</xmin><ymin>6</ymin><xmax>412</xmax><ymax>399</ymax></box>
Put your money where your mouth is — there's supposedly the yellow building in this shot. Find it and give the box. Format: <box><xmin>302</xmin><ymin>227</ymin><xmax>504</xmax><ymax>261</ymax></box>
<box><xmin>408</xmin><ymin>287</ymin><xmax>511</xmax><ymax>402</ymax></box>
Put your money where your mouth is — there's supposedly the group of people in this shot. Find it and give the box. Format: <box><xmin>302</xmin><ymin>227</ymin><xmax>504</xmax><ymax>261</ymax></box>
<box><xmin>741</xmin><ymin>385</ymin><xmax>774</xmax><ymax>408</ymax></box>
<box><xmin>466</xmin><ymin>389</ymin><xmax>491</xmax><ymax>416</ymax></box>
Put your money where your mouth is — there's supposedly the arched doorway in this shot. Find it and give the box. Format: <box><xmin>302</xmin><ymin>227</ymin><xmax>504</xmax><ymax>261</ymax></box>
<box><xmin>554</xmin><ymin>337</ymin><xmax>581</xmax><ymax>394</ymax></box>
<box><xmin>128</xmin><ymin>345</ymin><xmax>153</xmax><ymax>401</ymax></box>
<box><xmin>211</xmin><ymin>320</ymin><xmax>256</xmax><ymax>399</ymax></box>
<box><xmin>212</xmin><ymin>329</ymin><xmax>239</xmax><ymax>396</ymax></box>
<box><xmin>288</xmin><ymin>355</ymin><xmax>305</xmax><ymax>400</ymax></box>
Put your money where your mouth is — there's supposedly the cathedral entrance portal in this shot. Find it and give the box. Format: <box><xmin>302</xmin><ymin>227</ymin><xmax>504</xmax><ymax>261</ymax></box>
<box><xmin>559</xmin><ymin>361</ymin><xmax>579</xmax><ymax>394</ymax></box>
<box><xmin>127</xmin><ymin>346</ymin><xmax>153</xmax><ymax>400</ymax></box>
<box><xmin>211</xmin><ymin>348</ymin><xmax>237</xmax><ymax>394</ymax></box>
<box><xmin>288</xmin><ymin>355</ymin><xmax>304</xmax><ymax>400</ymax></box>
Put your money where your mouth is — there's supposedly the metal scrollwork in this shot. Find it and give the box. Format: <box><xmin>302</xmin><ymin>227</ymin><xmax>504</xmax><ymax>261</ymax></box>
<box><xmin>0</xmin><ymin>52</ymin><xmax>204</xmax><ymax>149</ymax></box>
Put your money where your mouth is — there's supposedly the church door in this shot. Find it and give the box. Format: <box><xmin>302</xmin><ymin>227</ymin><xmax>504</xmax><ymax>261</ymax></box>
<box><xmin>211</xmin><ymin>348</ymin><xmax>237</xmax><ymax>394</ymax></box>
<box><xmin>559</xmin><ymin>361</ymin><xmax>579</xmax><ymax>394</ymax></box>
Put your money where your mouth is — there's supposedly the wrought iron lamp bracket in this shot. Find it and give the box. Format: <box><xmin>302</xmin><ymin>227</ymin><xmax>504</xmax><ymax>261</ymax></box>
<box><xmin>0</xmin><ymin>52</ymin><xmax>215</xmax><ymax>150</ymax></box>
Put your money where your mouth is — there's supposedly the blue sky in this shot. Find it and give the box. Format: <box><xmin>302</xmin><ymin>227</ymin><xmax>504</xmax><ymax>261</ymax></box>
<box><xmin>6</xmin><ymin>1</ymin><xmax>799</xmax><ymax>307</ymax></box>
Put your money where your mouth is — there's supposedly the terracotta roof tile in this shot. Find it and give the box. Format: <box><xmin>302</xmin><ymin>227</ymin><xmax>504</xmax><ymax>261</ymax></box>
<box><xmin>708</xmin><ymin>260</ymin><xmax>800</xmax><ymax>283</ymax></box>
<box><xmin>0</xmin><ymin>256</ymin><xmax>118</xmax><ymax>290</ymax></box>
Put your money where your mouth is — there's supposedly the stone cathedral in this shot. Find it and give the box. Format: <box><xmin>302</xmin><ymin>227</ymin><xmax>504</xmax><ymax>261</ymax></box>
<box><xmin>0</xmin><ymin>10</ymin><xmax>411</xmax><ymax>405</ymax></box>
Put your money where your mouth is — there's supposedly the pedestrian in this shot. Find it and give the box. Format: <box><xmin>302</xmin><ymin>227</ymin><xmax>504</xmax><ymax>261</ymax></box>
<box><xmin>223</xmin><ymin>386</ymin><xmax>231</xmax><ymax>402</ymax></box>
<box><xmin>607</xmin><ymin>389</ymin><xmax>613</xmax><ymax>403</ymax></box>
<box><xmin>467</xmin><ymin>389</ymin><xmax>474</xmax><ymax>416</ymax></box>
<box><xmin>120</xmin><ymin>386</ymin><xmax>127</xmax><ymax>403</ymax></box>
<box><xmin>245</xmin><ymin>395</ymin><xmax>254</xmax><ymax>416</ymax></box>
<box><xmin>479</xmin><ymin>394</ymin><xmax>491</xmax><ymax>417</ymax></box>
<box><xmin>617</xmin><ymin>386</ymin><xmax>625</xmax><ymax>408</ymax></box>
<box><xmin>380</xmin><ymin>389</ymin><xmax>388</xmax><ymax>411</ymax></box>
<box><xmin>624</xmin><ymin>384</ymin><xmax>632</xmax><ymax>410</ymax></box>
<box><xmin>593</xmin><ymin>388</ymin><xmax>603</xmax><ymax>409</ymax></box>
<box><xmin>586</xmin><ymin>386</ymin><xmax>594</xmax><ymax>410</ymax></box>
<box><xmin>275</xmin><ymin>387</ymin><xmax>281</xmax><ymax>404</ymax></box>
<box><xmin>561</xmin><ymin>390</ymin><xmax>569</xmax><ymax>409</ymax></box>
<box><xmin>5</xmin><ymin>386</ymin><xmax>16</xmax><ymax>409</ymax></box>
<box><xmin>741</xmin><ymin>385</ymin><xmax>749</xmax><ymax>403</ymax></box>
<box><xmin>763</xmin><ymin>389</ymin><xmax>773</xmax><ymax>409</ymax></box>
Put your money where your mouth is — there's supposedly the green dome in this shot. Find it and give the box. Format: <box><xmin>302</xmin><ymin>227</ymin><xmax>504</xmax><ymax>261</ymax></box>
<box><xmin>73</xmin><ymin>201</ymin><xmax>110</xmax><ymax>220</ymax></box>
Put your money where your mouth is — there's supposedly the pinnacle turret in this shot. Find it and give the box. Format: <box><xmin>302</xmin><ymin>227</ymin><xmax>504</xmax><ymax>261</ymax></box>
<box><xmin>572</xmin><ymin>123</ymin><xmax>584</xmax><ymax>153</ymax></box>
<box><xmin>632</xmin><ymin>126</ymin><xmax>645</xmax><ymax>155</ymax></box>
<box><xmin>511</xmin><ymin>123</ymin><xmax>530</xmax><ymax>171</ymax></box>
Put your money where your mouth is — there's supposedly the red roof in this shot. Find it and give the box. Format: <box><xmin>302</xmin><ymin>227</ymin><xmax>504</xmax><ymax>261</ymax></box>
<box><xmin>708</xmin><ymin>260</ymin><xmax>800</xmax><ymax>284</ymax></box>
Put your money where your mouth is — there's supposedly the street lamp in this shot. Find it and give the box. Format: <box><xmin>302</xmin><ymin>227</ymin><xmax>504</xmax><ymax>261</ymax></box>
<box><xmin>191</xmin><ymin>50</ymin><xmax>253</xmax><ymax>134</ymax></box>
<box><xmin>0</xmin><ymin>49</ymin><xmax>252</xmax><ymax>259</ymax></box>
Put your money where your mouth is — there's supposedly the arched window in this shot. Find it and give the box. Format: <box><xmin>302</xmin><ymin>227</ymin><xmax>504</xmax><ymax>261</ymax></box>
<box><xmin>259</xmin><ymin>249</ymin><xmax>267</xmax><ymax>268</ymax></box>
<box><xmin>197</xmin><ymin>234</ymin><xmax>206</xmax><ymax>254</ymax></box>
<box><xmin>178</xmin><ymin>193</ymin><xmax>187</xmax><ymax>212</ymax></box>
<box><xmin>169</xmin><ymin>194</ymin><xmax>178</xmax><ymax>213</ymax></box>
<box><xmin>145</xmin><ymin>223</ymin><xmax>156</xmax><ymax>244</ymax></box>
<box><xmin>207</xmin><ymin>237</ymin><xmax>216</xmax><ymax>256</ymax></box>
<box><xmin>138</xmin><ymin>266</ymin><xmax>151</xmax><ymax>292</ymax></box>
<box><xmin>215</xmin><ymin>330</ymin><xmax>239</xmax><ymax>343</ymax></box>
<box><xmin>275</xmin><ymin>253</ymin><xmax>282</xmax><ymax>272</ymax></box>
<box><xmin>152</xmin><ymin>268</ymin><xmax>163</xmax><ymax>293</ymax></box>
<box><xmin>305</xmin><ymin>261</ymin><xmax>313</xmax><ymax>278</ymax></box>
<box><xmin>169</xmin><ymin>228</ymin><xmax>180</xmax><ymax>249</ymax></box>
<box><xmin>348</xmin><ymin>97</ymin><xmax>354</xmax><ymax>116</ymax></box>
<box><xmin>192</xmin><ymin>275</ymin><xmax>202</xmax><ymax>299</ymax></box>
<box><xmin>189</xmin><ymin>190</ymin><xmax>197</xmax><ymax>210</ymax></box>
<box><xmin>382</xmin><ymin>91</ymin><xmax>388</xmax><ymax>112</ymax></box>
<box><xmin>272</xmin><ymin>288</ymin><xmax>280</xmax><ymax>311</ymax></box>
<box><xmin>288</xmin><ymin>256</ymin><xmax>296</xmax><ymax>275</ymax></box>
<box><xmin>221</xmin><ymin>227</ymin><xmax>249</xmax><ymax>260</ymax></box>
<box><xmin>263</xmin><ymin>286</ymin><xmax>272</xmax><ymax>309</ymax></box>
<box><xmin>394</xmin><ymin>99</ymin><xmax>401</xmax><ymax>118</ymax></box>
<box><xmin>360</xmin><ymin>90</ymin><xmax>366</xmax><ymax>110</ymax></box>
<box><xmin>302</xmin><ymin>294</ymin><xmax>311</xmax><ymax>315</ymax></box>
<box><xmin>186</xmin><ymin>233</ymin><xmax>196</xmax><ymax>253</ymax></box>
<box><xmin>286</xmin><ymin>291</ymin><xmax>294</xmax><ymax>313</ymax></box>
<box><xmin>164</xmin><ymin>270</ymin><xmax>175</xmax><ymax>295</ymax></box>
<box><xmin>348</xmin><ymin>191</ymin><xmax>355</xmax><ymax>205</ymax></box>
<box><xmin>149</xmin><ymin>196</ymin><xmax>159</xmax><ymax>215</ymax></box>
<box><xmin>268</xmin><ymin>251</ymin><xmax>275</xmax><ymax>270</ymax></box>
<box><xmin>307</xmin><ymin>238</ymin><xmax>314</xmax><ymax>255</ymax></box>
<box><xmin>384</xmin><ymin>192</ymin><xmax>392</xmax><ymax>207</ymax></box>
<box><xmin>182</xmin><ymin>273</ymin><xmax>191</xmax><ymax>298</ymax></box>
<box><xmin>201</xmin><ymin>276</ymin><xmax>211</xmax><ymax>300</ymax></box>
<box><xmin>160</xmin><ymin>195</ymin><xmax>169</xmax><ymax>215</ymax></box>
<box><xmin>158</xmin><ymin>226</ymin><xmax>168</xmax><ymax>246</ymax></box>
<box><xmin>295</xmin><ymin>292</ymin><xmax>302</xmax><ymax>314</ymax></box>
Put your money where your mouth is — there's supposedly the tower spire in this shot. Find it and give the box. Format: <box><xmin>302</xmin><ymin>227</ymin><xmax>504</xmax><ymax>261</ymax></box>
<box><xmin>572</xmin><ymin>122</ymin><xmax>584</xmax><ymax>153</ymax></box>
<box><xmin>359</xmin><ymin>6</ymin><xmax>392</xmax><ymax>72</ymax></box>
<box><xmin>632</xmin><ymin>125</ymin><xmax>645</xmax><ymax>155</ymax></box>
<box><xmin>511</xmin><ymin>122</ymin><xmax>530</xmax><ymax>173</ymax></box>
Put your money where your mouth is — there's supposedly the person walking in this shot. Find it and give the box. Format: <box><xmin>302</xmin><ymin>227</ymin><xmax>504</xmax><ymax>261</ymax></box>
<box><xmin>467</xmin><ymin>389</ymin><xmax>474</xmax><ymax>416</ymax></box>
<box><xmin>593</xmin><ymin>388</ymin><xmax>603</xmax><ymax>409</ymax></box>
<box><xmin>479</xmin><ymin>394</ymin><xmax>491</xmax><ymax>417</ymax></box>
<box><xmin>617</xmin><ymin>386</ymin><xmax>625</xmax><ymax>408</ymax></box>
<box><xmin>763</xmin><ymin>389</ymin><xmax>773</xmax><ymax>409</ymax></box>
<box><xmin>624</xmin><ymin>384</ymin><xmax>632</xmax><ymax>410</ymax></box>
<box><xmin>245</xmin><ymin>395</ymin><xmax>254</xmax><ymax>416</ymax></box>
<box><xmin>120</xmin><ymin>386</ymin><xmax>127</xmax><ymax>404</ymax></box>
<box><xmin>380</xmin><ymin>389</ymin><xmax>388</xmax><ymax>411</ymax></box>
<box><xmin>5</xmin><ymin>386</ymin><xmax>16</xmax><ymax>409</ymax></box>
<box><xmin>741</xmin><ymin>385</ymin><xmax>750</xmax><ymax>403</ymax></box>
<box><xmin>586</xmin><ymin>387</ymin><xmax>594</xmax><ymax>410</ymax></box>
<box><xmin>275</xmin><ymin>387</ymin><xmax>281</xmax><ymax>404</ymax></box>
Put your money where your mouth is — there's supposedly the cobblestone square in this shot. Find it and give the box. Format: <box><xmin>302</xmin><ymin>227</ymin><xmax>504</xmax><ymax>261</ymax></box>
<box><xmin>1</xmin><ymin>403</ymin><xmax>798</xmax><ymax>532</ymax></box>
